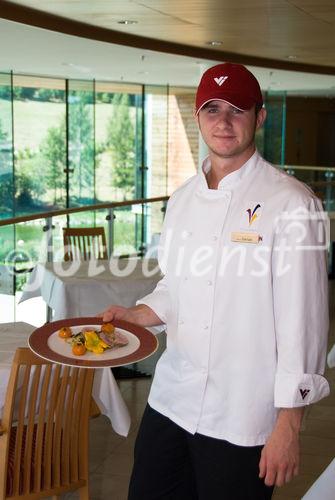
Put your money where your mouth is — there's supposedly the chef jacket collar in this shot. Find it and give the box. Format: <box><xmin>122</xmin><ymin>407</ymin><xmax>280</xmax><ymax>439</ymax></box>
<box><xmin>199</xmin><ymin>150</ymin><xmax>259</xmax><ymax>191</ymax></box>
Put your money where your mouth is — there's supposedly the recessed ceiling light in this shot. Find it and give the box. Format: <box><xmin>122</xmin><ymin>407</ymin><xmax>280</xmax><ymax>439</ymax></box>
<box><xmin>117</xmin><ymin>20</ymin><xmax>138</xmax><ymax>25</ymax></box>
<box><xmin>287</xmin><ymin>55</ymin><xmax>297</xmax><ymax>60</ymax></box>
<box><xmin>207</xmin><ymin>41</ymin><xmax>223</xmax><ymax>46</ymax></box>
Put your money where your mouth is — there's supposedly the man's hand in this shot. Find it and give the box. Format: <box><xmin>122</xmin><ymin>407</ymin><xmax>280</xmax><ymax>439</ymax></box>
<box><xmin>97</xmin><ymin>303</ymin><xmax>163</xmax><ymax>327</ymax></box>
<box><xmin>97</xmin><ymin>305</ymin><xmax>137</xmax><ymax>323</ymax></box>
<box><xmin>259</xmin><ymin>408</ymin><xmax>304</xmax><ymax>487</ymax></box>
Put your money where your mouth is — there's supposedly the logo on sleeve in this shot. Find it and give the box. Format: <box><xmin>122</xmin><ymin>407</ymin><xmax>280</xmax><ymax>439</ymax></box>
<box><xmin>246</xmin><ymin>204</ymin><xmax>261</xmax><ymax>226</ymax></box>
<box><xmin>299</xmin><ymin>389</ymin><xmax>310</xmax><ymax>400</ymax></box>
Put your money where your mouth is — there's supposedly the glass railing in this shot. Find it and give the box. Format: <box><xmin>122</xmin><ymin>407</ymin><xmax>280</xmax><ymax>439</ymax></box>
<box><xmin>0</xmin><ymin>196</ymin><xmax>168</xmax><ymax>324</ymax></box>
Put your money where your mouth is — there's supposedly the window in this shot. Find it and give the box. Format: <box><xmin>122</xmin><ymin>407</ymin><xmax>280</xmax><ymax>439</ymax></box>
<box><xmin>13</xmin><ymin>75</ymin><xmax>66</xmax><ymax>215</ymax></box>
<box><xmin>95</xmin><ymin>82</ymin><xmax>143</xmax><ymax>203</ymax></box>
<box><xmin>0</xmin><ymin>72</ymin><xmax>14</xmax><ymax>220</ymax></box>
<box><xmin>68</xmin><ymin>80</ymin><xmax>95</xmax><ymax>207</ymax></box>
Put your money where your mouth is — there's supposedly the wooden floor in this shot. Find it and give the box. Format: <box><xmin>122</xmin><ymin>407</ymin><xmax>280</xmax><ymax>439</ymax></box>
<box><xmin>64</xmin><ymin>282</ymin><xmax>335</xmax><ymax>500</ymax></box>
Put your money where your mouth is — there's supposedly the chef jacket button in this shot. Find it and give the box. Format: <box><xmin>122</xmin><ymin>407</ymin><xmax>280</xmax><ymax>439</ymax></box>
<box><xmin>184</xmin><ymin>276</ymin><xmax>188</xmax><ymax>281</ymax></box>
<box><xmin>207</xmin><ymin>280</ymin><xmax>212</xmax><ymax>286</ymax></box>
<box><xmin>203</xmin><ymin>325</ymin><xmax>209</xmax><ymax>330</ymax></box>
<box><xmin>212</xmin><ymin>235</ymin><xmax>218</xmax><ymax>241</ymax></box>
<box><xmin>179</xmin><ymin>319</ymin><xmax>184</xmax><ymax>325</ymax></box>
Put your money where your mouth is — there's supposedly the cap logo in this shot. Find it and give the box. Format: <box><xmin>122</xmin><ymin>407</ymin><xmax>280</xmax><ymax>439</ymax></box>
<box><xmin>214</xmin><ymin>76</ymin><xmax>228</xmax><ymax>86</ymax></box>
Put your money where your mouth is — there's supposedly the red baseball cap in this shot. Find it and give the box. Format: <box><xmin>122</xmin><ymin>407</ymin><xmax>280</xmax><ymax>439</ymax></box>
<box><xmin>195</xmin><ymin>63</ymin><xmax>263</xmax><ymax>115</ymax></box>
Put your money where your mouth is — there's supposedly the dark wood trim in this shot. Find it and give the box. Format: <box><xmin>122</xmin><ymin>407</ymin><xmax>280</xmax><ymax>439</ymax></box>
<box><xmin>1</xmin><ymin>0</ymin><xmax>335</xmax><ymax>76</ymax></box>
<box><xmin>0</xmin><ymin>195</ymin><xmax>169</xmax><ymax>227</ymax></box>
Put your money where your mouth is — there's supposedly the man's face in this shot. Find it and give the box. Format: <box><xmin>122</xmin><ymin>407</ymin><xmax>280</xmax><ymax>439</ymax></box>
<box><xmin>197</xmin><ymin>100</ymin><xmax>266</xmax><ymax>161</ymax></box>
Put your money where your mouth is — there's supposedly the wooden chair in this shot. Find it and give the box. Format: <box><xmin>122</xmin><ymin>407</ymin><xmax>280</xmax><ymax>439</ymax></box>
<box><xmin>63</xmin><ymin>227</ymin><xmax>108</xmax><ymax>261</ymax></box>
<box><xmin>0</xmin><ymin>348</ymin><xmax>95</xmax><ymax>500</ymax></box>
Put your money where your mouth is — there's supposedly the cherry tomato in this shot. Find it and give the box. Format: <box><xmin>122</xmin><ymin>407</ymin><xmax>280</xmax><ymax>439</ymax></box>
<box><xmin>58</xmin><ymin>327</ymin><xmax>72</xmax><ymax>339</ymax></box>
<box><xmin>72</xmin><ymin>343</ymin><xmax>86</xmax><ymax>356</ymax></box>
<box><xmin>101</xmin><ymin>323</ymin><xmax>115</xmax><ymax>335</ymax></box>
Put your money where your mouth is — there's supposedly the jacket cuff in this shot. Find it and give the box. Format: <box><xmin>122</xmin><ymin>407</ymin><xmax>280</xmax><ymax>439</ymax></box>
<box><xmin>136</xmin><ymin>292</ymin><xmax>168</xmax><ymax>334</ymax></box>
<box><xmin>274</xmin><ymin>372</ymin><xmax>330</xmax><ymax>408</ymax></box>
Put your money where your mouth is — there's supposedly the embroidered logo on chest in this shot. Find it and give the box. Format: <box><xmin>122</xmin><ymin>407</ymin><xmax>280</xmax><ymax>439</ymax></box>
<box><xmin>246</xmin><ymin>204</ymin><xmax>262</xmax><ymax>227</ymax></box>
<box><xmin>236</xmin><ymin>202</ymin><xmax>264</xmax><ymax>231</ymax></box>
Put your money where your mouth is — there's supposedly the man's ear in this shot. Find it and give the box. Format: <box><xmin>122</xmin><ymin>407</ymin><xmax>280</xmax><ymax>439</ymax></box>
<box><xmin>194</xmin><ymin>109</ymin><xmax>200</xmax><ymax>126</ymax></box>
<box><xmin>256</xmin><ymin>107</ymin><xmax>267</xmax><ymax>129</ymax></box>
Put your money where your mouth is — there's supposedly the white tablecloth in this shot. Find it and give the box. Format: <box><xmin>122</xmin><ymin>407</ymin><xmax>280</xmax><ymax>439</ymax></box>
<box><xmin>302</xmin><ymin>458</ymin><xmax>335</xmax><ymax>499</ymax></box>
<box><xmin>0</xmin><ymin>322</ymin><xmax>130</xmax><ymax>436</ymax></box>
<box><xmin>20</xmin><ymin>259</ymin><xmax>161</xmax><ymax>320</ymax></box>
<box><xmin>327</xmin><ymin>344</ymin><xmax>335</xmax><ymax>368</ymax></box>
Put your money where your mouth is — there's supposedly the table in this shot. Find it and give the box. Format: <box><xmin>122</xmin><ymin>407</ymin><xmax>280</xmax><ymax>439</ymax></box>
<box><xmin>302</xmin><ymin>457</ymin><xmax>335</xmax><ymax>499</ymax></box>
<box><xmin>0</xmin><ymin>322</ymin><xmax>130</xmax><ymax>436</ymax></box>
<box><xmin>327</xmin><ymin>344</ymin><xmax>335</xmax><ymax>368</ymax></box>
<box><xmin>20</xmin><ymin>259</ymin><xmax>161</xmax><ymax>320</ymax></box>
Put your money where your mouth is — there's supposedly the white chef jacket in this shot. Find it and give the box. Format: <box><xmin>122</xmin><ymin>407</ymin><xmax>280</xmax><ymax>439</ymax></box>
<box><xmin>138</xmin><ymin>151</ymin><xmax>330</xmax><ymax>446</ymax></box>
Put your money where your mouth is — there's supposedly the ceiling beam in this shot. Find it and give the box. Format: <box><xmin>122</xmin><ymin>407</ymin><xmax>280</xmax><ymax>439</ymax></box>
<box><xmin>1</xmin><ymin>0</ymin><xmax>335</xmax><ymax>76</ymax></box>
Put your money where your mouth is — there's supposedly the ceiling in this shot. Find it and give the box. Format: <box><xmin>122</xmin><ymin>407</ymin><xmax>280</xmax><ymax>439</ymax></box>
<box><xmin>3</xmin><ymin>0</ymin><xmax>335</xmax><ymax>70</ymax></box>
<box><xmin>1</xmin><ymin>1</ymin><xmax>335</xmax><ymax>94</ymax></box>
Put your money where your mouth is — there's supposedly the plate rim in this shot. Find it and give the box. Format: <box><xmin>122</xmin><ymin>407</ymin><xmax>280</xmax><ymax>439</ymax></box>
<box><xmin>28</xmin><ymin>317</ymin><xmax>158</xmax><ymax>368</ymax></box>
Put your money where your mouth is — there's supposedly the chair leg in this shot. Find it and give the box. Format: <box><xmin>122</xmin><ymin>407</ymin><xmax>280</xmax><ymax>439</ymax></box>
<box><xmin>78</xmin><ymin>485</ymin><xmax>90</xmax><ymax>500</ymax></box>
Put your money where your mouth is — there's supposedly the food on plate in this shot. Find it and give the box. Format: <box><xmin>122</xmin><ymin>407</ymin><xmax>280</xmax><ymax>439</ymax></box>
<box><xmin>72</xmin><ymin>343</ymin><xmax>86</xmax><ymax>356</ymax></box>
<box><xmin>58</xmin><ymin>326</ymin><xmax>72</xmax><ymax>339</ymax></box>
<box><xmin>69</xmin><ymin>331</ymin><xmax>86</xmax><ymax>355</ymax></box>
<box><xmin>101</xmin><ymin>322</ymin><xmax>115</xmax><ymax>335</ymax></box>
<box><xmin>99</xmin><ymin>328</ymin><xmax>129</xmax><ymax>348</ymax></box>
<box><xmin>57</xmin><ymin>323</ymin><xmax>128</xmax><ymax>356</ymax></box>
<box><xmin>84</xmin><ymin>331</ymin><xmax>109</xmax><ymax>354</ymax></box>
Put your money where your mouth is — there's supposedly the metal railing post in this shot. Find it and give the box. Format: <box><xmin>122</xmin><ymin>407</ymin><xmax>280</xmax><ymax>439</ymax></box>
<box><xmin>106</xmin><ymin>208</ymin><xmax>114</xmax><ymax>257</ymax></box>
<box><xmin>325</xmin><ymin>170</ymin><xmax>334</xmax><ymax>213</ymax></box>
<box><xmin>45</xmin><ymin>216</ymin><xmax>54</xmax><ymax>262</ymax></box>
<box><xmin>43</xmin><ymin>216</ymin><xmax>54</xmax><ymax>321</ymax></box>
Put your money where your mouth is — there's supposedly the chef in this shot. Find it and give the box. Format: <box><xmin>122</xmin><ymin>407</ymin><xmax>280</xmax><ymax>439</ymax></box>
<box><xmin>101</xmin><ymin>63</ymin><xmax>330</xmax><ymax>500</ymax></box>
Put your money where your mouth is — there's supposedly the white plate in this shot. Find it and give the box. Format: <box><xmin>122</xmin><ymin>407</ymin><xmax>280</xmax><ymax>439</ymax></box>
<box><xmin>28</xmin><ymin>317</ymin><xmax>158</xmax><ymax>368</ymax></box>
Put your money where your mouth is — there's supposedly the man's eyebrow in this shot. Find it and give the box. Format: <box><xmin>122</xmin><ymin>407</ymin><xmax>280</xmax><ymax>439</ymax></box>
<box><xmin>204</xmin><ymin>102</ymin><xmax>219</xmax><ymax>109</ymax></box>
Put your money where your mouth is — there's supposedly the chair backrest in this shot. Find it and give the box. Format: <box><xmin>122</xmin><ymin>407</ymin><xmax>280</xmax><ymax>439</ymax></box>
<box><xmin>63</xmin><ymin>227</ymin><xmax>108</xmax><ymax>261</ymax></box>
<box><xmin>0</xmin><ymin>347</ymin><xmax>95</xmax><ymax>499</ymax></box>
